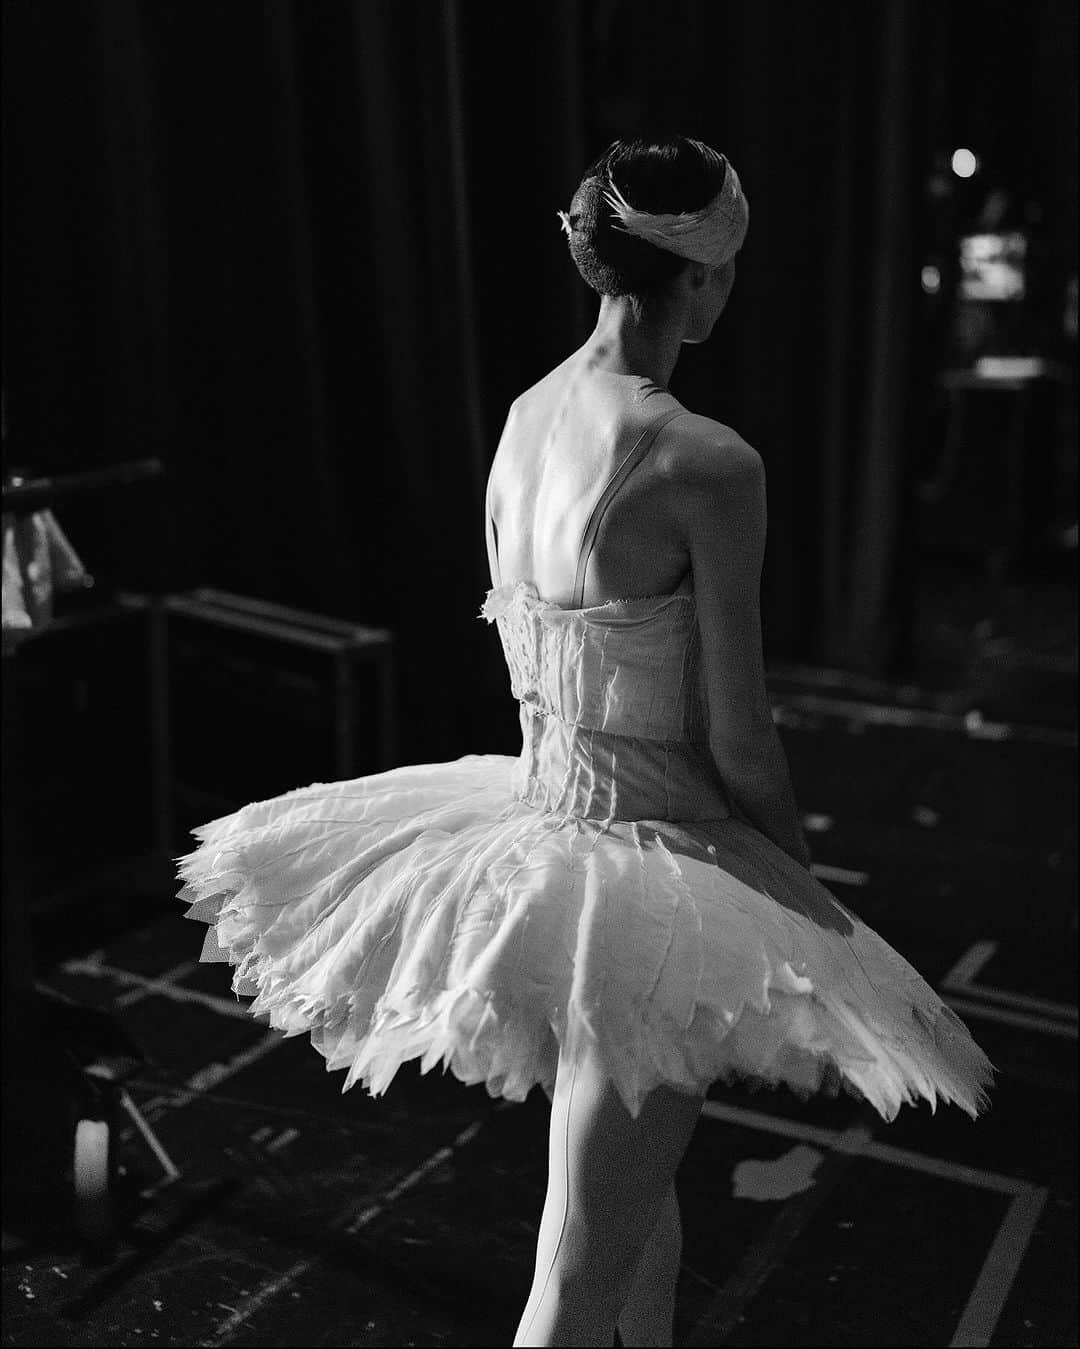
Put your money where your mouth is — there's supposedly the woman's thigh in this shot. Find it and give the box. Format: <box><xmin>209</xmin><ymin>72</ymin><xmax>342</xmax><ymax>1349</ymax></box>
<box><xmin>544</xmin><ymin>1042</ymin><xmax>705</xmax><ymax>1294</ymax></box>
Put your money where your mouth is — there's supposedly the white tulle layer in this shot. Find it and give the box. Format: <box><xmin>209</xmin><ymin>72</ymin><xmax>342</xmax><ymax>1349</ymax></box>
<box><xmin>176</xmin><ymin>755</ymin><xmax>994</xmax><ymax>1122</ymax></box>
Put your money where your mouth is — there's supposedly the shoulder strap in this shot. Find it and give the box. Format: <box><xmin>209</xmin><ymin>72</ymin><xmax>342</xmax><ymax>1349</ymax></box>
<box><xmin>571</xmin><ymin>407</ymin><xmax>687</xmax><ymax>608</ymax></box>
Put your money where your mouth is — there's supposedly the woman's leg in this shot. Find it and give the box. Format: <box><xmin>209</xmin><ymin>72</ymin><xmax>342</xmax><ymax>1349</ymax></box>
<box><xmin>513</xmin><ymin>1042</ymin><xmax>704</xmax><ymax>1347</ymax></box>
<box><xmin>616</xmin><ymin>1182</ymin><xmax>683</xmax><ymax>1347</ymax></box>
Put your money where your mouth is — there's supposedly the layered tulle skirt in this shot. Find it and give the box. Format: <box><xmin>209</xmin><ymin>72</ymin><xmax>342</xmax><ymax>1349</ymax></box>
<box><xmin>175</xmin><ymin>753</ymin><xmax>994</xmax><ymax>1122</ymax></box>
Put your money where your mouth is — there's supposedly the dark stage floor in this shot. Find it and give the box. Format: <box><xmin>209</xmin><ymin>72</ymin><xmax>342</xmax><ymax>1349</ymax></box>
<box><xmin>3</xmin><ymin>652</ymin><xmax>1077</xmax><ymax>1347</ymax></box>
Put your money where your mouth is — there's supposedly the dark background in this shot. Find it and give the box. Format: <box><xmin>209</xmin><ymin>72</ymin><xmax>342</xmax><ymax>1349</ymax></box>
<box><xmin>3</xmin><ymin>0</ymin><xmax>1077</xmax><ymax>775</ymax></box>
<box><xmin>2</xmin><ymin>11</ymin><xmax>1076</xmax><ymax>1336</ymax></box>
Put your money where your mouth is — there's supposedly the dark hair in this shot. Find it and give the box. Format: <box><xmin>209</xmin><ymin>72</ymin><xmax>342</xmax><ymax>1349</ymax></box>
<box><xmin>563</xmin><ymin>136</ymin><xmax>729</xmax><ymax>302</ymax></box>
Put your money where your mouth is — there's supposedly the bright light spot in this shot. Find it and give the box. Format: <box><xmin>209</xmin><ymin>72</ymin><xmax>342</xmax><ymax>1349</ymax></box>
<box><xmin>921</xmin><ymin>265</ymin><xmax>941</xmax><ymax>294</ymax></box>
<box><xmin>951</xmin><ymin>148</ymin><xmax>978</xmax><ymax>178</ymax></box>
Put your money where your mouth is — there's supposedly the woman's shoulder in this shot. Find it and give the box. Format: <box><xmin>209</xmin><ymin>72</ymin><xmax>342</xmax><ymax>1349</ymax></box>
<box><xmin>661</xmin><ymin>414</ymin><xmax>767</xmax><ymax>554</ymax></box>
<box><xmin>655</xmin><ymin>411</ymin><xmax>763</xmax><ymax>486</ymax></box>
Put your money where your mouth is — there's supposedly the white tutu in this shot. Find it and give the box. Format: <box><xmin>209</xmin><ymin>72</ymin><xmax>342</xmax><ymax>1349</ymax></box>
<box><xmin>176</xmin><ymin>580</ymin><xmax>994</xmax><ymax>1123</ymax></box>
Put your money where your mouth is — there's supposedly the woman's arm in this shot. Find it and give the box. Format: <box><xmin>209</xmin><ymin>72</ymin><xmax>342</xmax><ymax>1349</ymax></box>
<box><xmin>679</xmin><ymin>430</ymin><xmax>811</xmax><ymax>868</ymax></box>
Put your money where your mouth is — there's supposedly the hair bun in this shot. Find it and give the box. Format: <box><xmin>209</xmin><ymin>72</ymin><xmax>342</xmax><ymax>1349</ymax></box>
<box><xmin>562</xmin><ymin>137</ymin><xmax>730</xmax><ymax>300</ymax></box>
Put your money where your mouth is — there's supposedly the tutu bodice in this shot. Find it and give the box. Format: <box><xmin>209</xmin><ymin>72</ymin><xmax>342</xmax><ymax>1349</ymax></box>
<box><xmin>481</xmin><ymin>581</ymin><xmax>730</xmax><ymax>824</ymax></box>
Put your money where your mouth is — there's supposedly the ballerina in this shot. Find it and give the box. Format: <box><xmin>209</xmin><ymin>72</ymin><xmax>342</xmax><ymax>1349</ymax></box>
<box><xmin>177</xmin><ymin>134</ymin><xmax>994</xmax><ymax>1348</ymax></box>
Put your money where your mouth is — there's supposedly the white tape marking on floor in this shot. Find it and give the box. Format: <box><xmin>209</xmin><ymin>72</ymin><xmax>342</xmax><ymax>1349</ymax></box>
<box><xmin>701</xmin><ymin>1100</ymin><xmax>1029</xmax><ymax>1196</ymax></box>
<box><xmin>809</xmin><ymin>863</ymin><xmax>870</xmax><ymax>886</ymax></box>
<box><xmin>198</xmin><ymin>1254</ymin><xmax>316</xmax><ymax>1347</ymax></box>
<box><xmin>958</xmin><ymin>984</ymin><xmax>1078</xmax><ymax>1022</ymax></box>
<box><xmin>184</xmin><ymin>1035</ymin><xmax>285</xmax><ymax>1095</ymax></box>
<box><xmin>264</xmin><ymin>1127</ymin><xmax>300</xmax><ymax>1155</ymax></box>
<box><xmin>114</xmin><ymin>960</ymin><xmax>200</xmax><ymax>1008</ymax></box>
<box><xmin>61</xmin><ymin>958</ymin><xmax>256</xmax><ymax>1022</ymax></box>
<box><xmin>949</xmin><ymin>1184</ymin><xmax>1049</xmax><ymax>1348</ymax></box>
<box><xmin>143</xmin><ymin>1031</ymin><xmax>284</xmax><ymax>1122</ymax></box>
<box><xmin>942</xmin><ymin>941</ymin><xmax>1000</xmax><ymax>990</ymax></box>
<box><xmin>944</xmin><ymin>993</ymin><xmax>1078</xmax><ymax>1040</ymax></box>
<box><xmin>861</xmin><ymin>1138</ymin><xmax>1028</xmax><ymax>1196</ymax></box>
<box><xmin>200</xmin><ymin>1117</ymin><xmax>485</xmax><ymax>1347</ymax></box>
<box><xmin>703</xmin><ymin>1100</ymin><xmax>871</xmax><ymax>1157</ymax></box>
<box><xmin>942</xmin><ymin>940</ymin><xmax>1077</xmax><ymax>1021</ymax></box>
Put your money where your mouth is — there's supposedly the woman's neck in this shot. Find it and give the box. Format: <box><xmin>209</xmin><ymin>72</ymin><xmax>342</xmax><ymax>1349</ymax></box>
<box><xmin>579</xmin><ymin>294</ymin><xmax>686</xmax><ymax>389</ymax></box>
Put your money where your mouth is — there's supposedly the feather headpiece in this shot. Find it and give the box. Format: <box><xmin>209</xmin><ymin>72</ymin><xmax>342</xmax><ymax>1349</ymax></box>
<box><xmin>558</xmin><ymin>153</ymin><xmax>749</xmax><ymax>268</ymax></box>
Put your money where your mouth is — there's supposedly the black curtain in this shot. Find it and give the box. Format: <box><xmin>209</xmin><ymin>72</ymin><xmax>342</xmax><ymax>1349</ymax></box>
<box><xmin>568</xmin><ymin>0</ymin><xmax>925</xmax><ymax>671</ymax></box>
<box><xmin>726</xmin><ymin>0</ymin><xmax>925</xmax><ymax>673</ymax></box>
<box><xmin>4</xmin><ymin>1</ymin><xmax>1076</xmax><ymax>763</ymax></box>
<box><xmin>2</xmin><ymin>0</ymin><xmax>599</xmax><ymax>762</ymax></box>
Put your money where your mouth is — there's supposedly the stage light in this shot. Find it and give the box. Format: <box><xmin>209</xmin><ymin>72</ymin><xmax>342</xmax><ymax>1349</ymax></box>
<box><xmin>951</xmin><ymin>148</ymin><xmax>978</xmax><ymax>179</ymax></box>
<box><xmin>921</xmin><ymin>265</ymin><xmax>942</xmax><ymax>295</ymax></box>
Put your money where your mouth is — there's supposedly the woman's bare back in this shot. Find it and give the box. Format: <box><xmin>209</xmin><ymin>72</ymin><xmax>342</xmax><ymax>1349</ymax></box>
<box><xmin>486</xmin><ymin>355</ymin><xmax>709</xmax><ymax>609</ymax></box>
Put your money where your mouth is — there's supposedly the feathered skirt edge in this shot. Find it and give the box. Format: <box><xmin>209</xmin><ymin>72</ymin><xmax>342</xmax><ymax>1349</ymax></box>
<box><xmin>175</xmin><ymin>756</ymin><xmax>995</xmax><ymax>1123</ymax></box>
